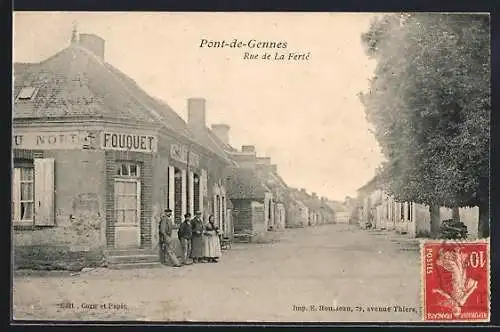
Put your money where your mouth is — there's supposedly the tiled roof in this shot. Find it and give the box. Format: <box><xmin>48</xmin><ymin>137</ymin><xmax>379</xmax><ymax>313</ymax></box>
<box><xmin>14</xmin><ymin>46</ymin><xmax>156</xmax><ymax>123</ymax></box>
<box><xmin>207</xmin><ymin>130</ymin><xmax>239</xmax><ymax>153</ymax></box>
<box><xmin>13</xmin><ymin>44</ymin><xmax>190</xmax><ymax>138</ymax></box>
<box><xmin>291</xmin><ymin>190</ymin><xmax>322</xmax><ymax>211</ymax></box>
<box><xmin>325</xmin><ymin>200</ymin><xmax>346</xmax><ymax>213</ymax></box>
<box><xmin>224</xmin><ymin>166</ymin><xmax>270</xmax><ymax>199</ymax></box>
<box><xmin>357</xmin><ymin>174</ymin><xmax>381</xmax><ymax>194</ymax></box>
<box><xmin>104</xmin><ymin>65</ymin><xmax>192</xmax><ymax>136</ymax></box>
<box><xmin>190</xmin><ymin>126</ymin><xmax>234</xmax><ymax>164</ymax></box>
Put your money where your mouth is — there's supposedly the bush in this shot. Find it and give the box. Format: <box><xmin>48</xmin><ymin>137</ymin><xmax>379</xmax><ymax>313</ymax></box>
<box><xmin>439</xmin><ymin>219</ymin><xmax>468</xmax><ymax>239</ymax></box>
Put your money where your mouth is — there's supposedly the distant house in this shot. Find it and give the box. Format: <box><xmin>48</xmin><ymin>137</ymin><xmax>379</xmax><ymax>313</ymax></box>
<box><xmin>285</xmin><ymin>188</ymin><xmax>309</xmax><ymax>228</ymax></box>
<box><xmin>320</xmin><ymin>197</ymin><xmax>336</xmax><ymax>224</ymax></box>
<box><xmin>224</xmin><ymin>166</ymin><xmax>273</xmax><ymax>238</ymax></box>
<box><xmin>254</xmin><ymin>159</ymin><xmax>288</xmax><ymax>230</ymax></box>
<box><xmin>355</xmin><ymin>175</ymin><xmax>480</xmax><ymax>238</ymax></box>
<box><xmin>320</xmin><ymin>199</ymin><xmax>346</xmax><ymax>224</ymax></box>
<box><xmin>292</xmin><ymin>189</ymin><xmax>322</xmax><ymax>226</ymax></box>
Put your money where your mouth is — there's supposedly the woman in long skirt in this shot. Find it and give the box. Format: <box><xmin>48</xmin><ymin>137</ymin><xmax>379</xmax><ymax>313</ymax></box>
<box><xmin>190</xmin><ymin>211</ymin><xmax>204</xmax><ymax>263</ymax></box>
<box><xmin>203</xmin><ymin>215</ymin><xmax>222</xmax><ymax>262</ymax></box>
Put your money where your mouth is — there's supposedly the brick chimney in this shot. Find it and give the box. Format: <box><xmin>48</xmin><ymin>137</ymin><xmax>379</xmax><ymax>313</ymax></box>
<box><xmin>188</xmin><ymin>98</ymin><xmax>206</xmax><ymax>130</ymax></box>
<box><xmin>79</xmin><ymin>33</ymin><xmax>105</xmax><ymax>60</ymax></box>
<box><xmin>241</xmin><ymin>145</ymin><xmax>256</xmax><ymax>153</ymax></box>
<box><xmin>211</xmin><ymin>124</ymin><xmax>230</xmax><ymax>145</ymax></box>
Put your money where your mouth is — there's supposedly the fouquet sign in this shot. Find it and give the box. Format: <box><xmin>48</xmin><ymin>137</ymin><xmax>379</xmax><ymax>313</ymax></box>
<box><xmin>101</xmin><ymin>132</ymin><xmax>158</xmax><ymax>153</ymax></box>
<box><xmin>170</xmin><ymin>143</ymin><xmax>200</xmax><ymax>168</ymax></box>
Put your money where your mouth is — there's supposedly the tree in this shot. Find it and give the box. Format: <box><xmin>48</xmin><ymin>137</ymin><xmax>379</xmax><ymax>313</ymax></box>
<box><xmin>359</xmin><ymin>13</ymin><xmax>490</xmax><ymax>238</ymax></box>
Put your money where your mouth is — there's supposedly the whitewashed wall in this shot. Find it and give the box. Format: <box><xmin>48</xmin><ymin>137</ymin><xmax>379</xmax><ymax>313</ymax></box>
<box><xmin>440</xmin><ymin>207</ymin><xmax>453</xmax><ymax>221</ymax></box>
<box><xmin>460</xmin><ymin>207</ymin><xmax>479</xmax><ymax>239</ymax></box>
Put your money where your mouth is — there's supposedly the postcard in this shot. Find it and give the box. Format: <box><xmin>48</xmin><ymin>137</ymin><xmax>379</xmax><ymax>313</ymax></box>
<box><xmin>11</xmin><ymin>12</ymin><xmax>490</xmax><ymax>323</ymax></box>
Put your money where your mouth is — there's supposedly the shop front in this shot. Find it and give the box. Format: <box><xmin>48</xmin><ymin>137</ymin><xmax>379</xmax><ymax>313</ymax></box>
<box><xmin>12</xmin><ymin>121</ymin><xmax>161</xmax><ymax>269</ymax></box>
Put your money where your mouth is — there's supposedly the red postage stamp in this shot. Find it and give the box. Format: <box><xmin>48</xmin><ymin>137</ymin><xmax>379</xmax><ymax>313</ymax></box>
<box><xmin>421</xmin><ymin>240</ymin><xmax>490</xmax><ymax>322</ymax></box>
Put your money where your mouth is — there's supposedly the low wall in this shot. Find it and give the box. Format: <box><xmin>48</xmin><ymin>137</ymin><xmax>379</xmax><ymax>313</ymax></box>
<box><xmin>13</xmin><ymin>214</ymin><xmax>105</xmax><ymax>271</ymax></box>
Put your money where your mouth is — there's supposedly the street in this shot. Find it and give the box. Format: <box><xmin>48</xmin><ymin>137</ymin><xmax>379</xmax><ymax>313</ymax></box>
<box><xmin>13</xmin><ymin>224</ymin><xmax>422</xmax><ymax>322</ymax></box>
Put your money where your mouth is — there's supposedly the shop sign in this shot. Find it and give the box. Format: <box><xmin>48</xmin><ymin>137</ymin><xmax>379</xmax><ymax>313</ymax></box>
<box><xmin>101</xmin><ymin>132</ymin><xmax>158</xmax><ymax>153</ymax></box>
<box><xmin>170</xmin><ymin>143</ymin><xmax>200</xmax><ymax>168</ymax></box>
<box><xmin>12</xmin><ymin>131</ymin><xmax>97</xmax><ymax>150</ymax></box>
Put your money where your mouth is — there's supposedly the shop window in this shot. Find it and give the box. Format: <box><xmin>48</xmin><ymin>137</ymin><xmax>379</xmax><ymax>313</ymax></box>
<box><xmin>16</xmin><ymin>87</ymin><xmax>39</xmax><ymax>101</ymax></box>
<box><xmin>12</xmin><ymin>167</ymin><xmax>34</xmax><ymax>225</ymax></box>
<box><xmin>116</xmin><ymin>162</ymin><xmax>140</xmax><ymax>177</ymax></box>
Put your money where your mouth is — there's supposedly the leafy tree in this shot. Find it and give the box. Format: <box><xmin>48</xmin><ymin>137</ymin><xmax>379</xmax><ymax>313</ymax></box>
<box><xmin>359</xmin><ymin>13</ymin><xmax>490</xmax><ymax>238</ymax></box>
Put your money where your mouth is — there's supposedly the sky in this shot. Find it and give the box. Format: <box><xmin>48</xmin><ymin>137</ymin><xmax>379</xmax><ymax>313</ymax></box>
<box><xmin>13</xmin><ymin>12</ymin><xmax>384</xmax><ymax>201</ymax></box>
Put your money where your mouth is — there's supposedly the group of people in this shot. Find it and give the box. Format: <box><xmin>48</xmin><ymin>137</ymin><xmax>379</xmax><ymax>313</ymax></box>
<box><xmin>159</xmin><ymin>209</ymin><xmax>222</xmax><ymax>267</ymax></box>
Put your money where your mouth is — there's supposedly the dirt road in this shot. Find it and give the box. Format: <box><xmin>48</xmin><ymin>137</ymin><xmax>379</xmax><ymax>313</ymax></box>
<box><xmin>12</xmin><ymin>224</ymin><xmax>422</xmax><ymax>322</ymax></box>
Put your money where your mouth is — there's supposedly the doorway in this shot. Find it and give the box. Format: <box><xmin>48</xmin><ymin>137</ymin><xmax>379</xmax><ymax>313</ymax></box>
<box><xmin>114</xmin><ymin>162</ymin><xmax>141</xmax><ymax>248</ymax></box>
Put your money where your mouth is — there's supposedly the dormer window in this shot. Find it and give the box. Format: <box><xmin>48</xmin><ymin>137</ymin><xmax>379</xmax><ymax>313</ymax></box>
<box><xmin>16</xmin><ymin>87</ymin><xmax>39</xmax><ymax>101</ymax></box>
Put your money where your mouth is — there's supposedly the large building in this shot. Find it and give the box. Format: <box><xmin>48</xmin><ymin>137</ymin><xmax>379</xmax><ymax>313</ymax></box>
<box><xmin>12</xmin><ymin>31</ymin><xmax>233</xmax><ymax>269</ymax></box>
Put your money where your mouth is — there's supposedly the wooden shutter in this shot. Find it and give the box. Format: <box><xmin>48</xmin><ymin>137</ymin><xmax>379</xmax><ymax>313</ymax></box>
<box><xmin>201</xmin><ymin>169</ymin><xmax>208</xmax><ymax>197</ymax></box>
<box><xmin>168</xmin><ymin>166</ymin><xmax>175</xmax><ymax>215</ymax></box>
<box><xmin>181</xmin><ymin>169</ymin><xmax>187</xmax><ymax>219</ymax></box>
<box><xmin>189</xmin><ymin>171</ymin><xmax>194</xmax><ymax>215</ymax></box>
<box><xmin>34</xmin><ymin>158</ymin><xmax>55</xmax><ymax>226</ymax></box>
<box><xmin>12</xmin><ymin>168</ymin><xmax>20</xmax><ymax>222</ymax></box>
<box><xmin>199</xmin><ymin>169</ymin><xmax>205</xmax><ymax>215</ymax></box>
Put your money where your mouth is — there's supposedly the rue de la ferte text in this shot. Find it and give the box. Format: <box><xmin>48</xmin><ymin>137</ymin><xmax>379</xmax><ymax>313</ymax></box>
<box><xmin>199</xmin><ymin>38</ymin><xmax>311</xmax><ymax>62</ymax></box>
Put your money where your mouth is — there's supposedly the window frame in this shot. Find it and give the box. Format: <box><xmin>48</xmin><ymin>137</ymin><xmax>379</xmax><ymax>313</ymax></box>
<box><xmin>116</xmin><ymin>161</ymin><xmax>141</xmax><ymax>178</ymax></box>
<box><xmin>114</xmin><ymin>178</ymin><xmax>141</xmax><ymax>226</ymax></box>
<box><xmin>12</xmin><ymin>166</ymin><xmax>35</xmax><ymax>227</ymax></box>
<box><xmin>114</xmin><ymin>162</ymin><xmax>142</xmax><ymax>226</ymax></box>
<box><xmin>16</xmin><ymin>87</ymin><xmax>39</xmax><ymax>101</ymax></box>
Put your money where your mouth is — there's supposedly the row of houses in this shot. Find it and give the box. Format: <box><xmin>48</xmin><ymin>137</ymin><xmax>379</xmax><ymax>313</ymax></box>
<box><xmin>352</xmin><ymin>175</ymin><xmax>480</xmax><ymax>239</ymax></box>
<box><xmin>11</xmin><ymin>31</ymin><xmax>337</xmax><ymax>270</ymax></box>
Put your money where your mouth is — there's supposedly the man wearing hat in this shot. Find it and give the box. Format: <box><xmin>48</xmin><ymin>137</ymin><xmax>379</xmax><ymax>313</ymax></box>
<box><xmin>178</xmin><ymin>213</ymin><xmax>193</xmax><ymax>265</ymax></box>
<box><xmin>158</xmin><ymin>209</ymin><xmax>181</xmax><ymax>267</ymax></box>
<box><xmin>190</xmin><ymin>210</ymin><xmax>204</xmax><ymax>263</ymax></box>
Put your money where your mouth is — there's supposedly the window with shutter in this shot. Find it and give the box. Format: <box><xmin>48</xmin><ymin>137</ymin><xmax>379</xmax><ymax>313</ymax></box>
<box><xmin>12</xmin><ymin>166</ymin><xmax>35</xmax><ymax>226</ymax></box>
<box><xmin>34</xmin><ymin>158</ymin><xmax>55</xmax><ymax>226</ymax></box>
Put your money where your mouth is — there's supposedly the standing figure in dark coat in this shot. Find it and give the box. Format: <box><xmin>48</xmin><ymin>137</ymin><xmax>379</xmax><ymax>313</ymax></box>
<box><xmin>178</xmin><ymin>213</ymin><xmax>193</xmax><ymax>265</ymax></box>
<box><xmin>190</xmin><ymin>211</ymin><xmax>205</xmax><ymax>263</ymax></box>
<box><xmin>159</xmin><ymin>209</ymin><xmax>181</xmax><ymax>267</ymax></box>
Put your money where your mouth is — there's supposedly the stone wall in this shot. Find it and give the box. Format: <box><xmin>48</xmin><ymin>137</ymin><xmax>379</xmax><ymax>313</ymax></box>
<box><xmin>13</xmin><ymin>149</ymin><xmax>106</xmax><ymax>270</ymax></box>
